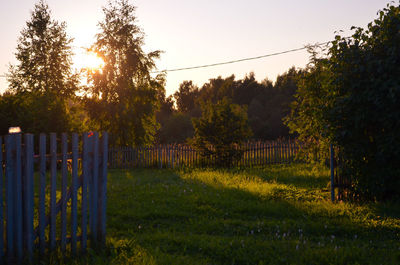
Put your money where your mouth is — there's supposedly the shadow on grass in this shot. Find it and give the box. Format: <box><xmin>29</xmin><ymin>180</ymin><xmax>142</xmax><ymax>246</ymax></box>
<box><xmin>104</xmin><ymin>167</ymin><xmax>400</xmax><ymax>265</ymax></box>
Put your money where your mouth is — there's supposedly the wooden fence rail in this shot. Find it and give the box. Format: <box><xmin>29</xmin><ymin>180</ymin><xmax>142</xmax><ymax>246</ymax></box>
<box><xmin>109</xmin><ymin>140</ymin><xmax>299</xmax><ymax>169</ymax></box>
<box><xmin>0</xmin><ymin>131</ymin><xmax>108</xmax><ymax>263</ymax></box>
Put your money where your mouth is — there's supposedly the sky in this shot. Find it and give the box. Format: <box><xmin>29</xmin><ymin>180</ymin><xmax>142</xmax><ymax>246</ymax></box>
<box><xmin>0</xmin><ymin>0</ymin><xmax>391</xmax><ymax>96</ymax></box>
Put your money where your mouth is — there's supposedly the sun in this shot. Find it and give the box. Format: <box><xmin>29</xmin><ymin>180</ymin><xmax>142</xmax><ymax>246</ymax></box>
<box><xmin>73</xmin><ymin>49</ymin><xmax>105</xmax><ymax>71</ymax></box>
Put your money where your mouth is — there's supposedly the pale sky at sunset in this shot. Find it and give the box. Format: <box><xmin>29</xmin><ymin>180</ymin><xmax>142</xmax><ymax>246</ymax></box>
<box><xmin>0</xmin><ymin>0</ymin><xmax>390</xmax><ymax>96</ymax></box>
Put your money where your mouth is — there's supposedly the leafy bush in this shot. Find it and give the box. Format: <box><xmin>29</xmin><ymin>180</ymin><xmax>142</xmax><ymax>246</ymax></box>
<box><xmin>191</xmin><ymin>98</ymin><xmax>252</xmax><ymax>167</ymax></box>
<box><xmin>287</xmin><ymin>3</ymin><xmax>400</xmax><ymax>200</ymax></box>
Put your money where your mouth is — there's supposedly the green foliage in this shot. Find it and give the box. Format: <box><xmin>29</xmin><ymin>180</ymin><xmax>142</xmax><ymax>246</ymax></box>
<box><xmin>173</xmin><ymin>81</ymin><xmax>200</xmax><ymax>114</ymax></box>
<box><xmin>162</xmin><ymin>70</ymin><xmax>301</xmax><ymax>143</ymax></box>
<box><xmin>284</xmin><ymin>55</ymin><xmax>332</xmax><ymax>163</ymax></box>
<box><xmin>0</xmin><ymin>91</ymin><xmax>85</xmax><ymax>135</ymax></box>
<box><xmin>191</xmin><ymin>98</ymin><xmax>252</xmax><ymax>167</ymax></box>
<box><xmin>326</xmin><ymin>3</ymin><xmax>400</xmax><ymax>200</ymax></box>
<box><xmin>158</xmin><ymin>113</ymin><xmax>194</xmax><ymax>143</ymax></box>
<box><xmin>85</xmin><ymin>0</ymin><xmax>165</xmax><ymax>146</ymax></box>
<box><xmin>2</xmin><ymin>1</ymin><xmax>83</xmax><ymax>135</ymax></box>
<box><xmin>198</xmin><ymin>75</ymin><xmax>236</xmax><ymax>104</ymax></box>
<box><xmin>7</xmin><ymin>0</ymin><xmax>78</xmax><ymax>97</ymax></box>
<box><xmin>286</xmin><ymin>3</ymin><xmax>400</xmax><ymax>200</ymax></box>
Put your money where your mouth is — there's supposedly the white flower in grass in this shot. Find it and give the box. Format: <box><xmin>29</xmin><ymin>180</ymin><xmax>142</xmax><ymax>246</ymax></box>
<box><xmin>138</xmin><ymin>225</ymin><xmax>142</xmax><ymax>229</ymax></box>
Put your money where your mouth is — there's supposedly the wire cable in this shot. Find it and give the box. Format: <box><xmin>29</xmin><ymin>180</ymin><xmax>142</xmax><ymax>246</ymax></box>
<box><xmin>151</xmin><ymin>41</ymin><xmax>331</xmax><ymax>73</ymax></box>
<box><xmin>0</xmin><ymin>40</ymin><xmax>335</xmax><ymax>78</ymax></box>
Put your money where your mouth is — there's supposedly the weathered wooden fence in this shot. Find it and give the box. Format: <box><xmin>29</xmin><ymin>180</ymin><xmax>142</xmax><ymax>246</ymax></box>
<box><xmin>109</xmin><ymin>140</ymin><xmax>299</xmax><ymax>169</ymax></box>
<box><xmin>0</xmin><ymin>131</ymin><xmax>108</xmax><ymax>263</ymax></box>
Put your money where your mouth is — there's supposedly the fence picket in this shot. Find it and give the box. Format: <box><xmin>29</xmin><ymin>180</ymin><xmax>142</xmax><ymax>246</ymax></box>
<box><xmin>81</xmin><ymin>133</ymin><xmax>89</xmax><ymax>252</ymax></box>
<box><xmin>13</xmin><ymin>134</ymin><xmax>23</xmax><ymax>260</ymax></box>
<box><xmin>23</xmin><ymin>134</ymin><xmax>34</xmax><ymax>259</ymax></box>
<box><xmin>61</xmin><ymin>133</ymin><xmax>68</xmax><ymax>251</ymax></box>
<box><xmin>71</xmin><ymin>134</ymin><xmax>78</xmax><ymax>254</ymax></box>
<box><xmin>49</xmin><ymin>133</ymin><xmax>57</xmax><ymax>251</ymax></box>
<box><xmin>39</xmin><ymin>134</ymin><xmax>46</xmax><ymax>255</ymax></box>
<box><xmin>0</xmin><ymin>131</ymin><xmax>107</xmax><ymax>258</ymax></box>
<box><xmin>5</xmin><ymin>135</ymin><xmax>14</xmax><ymax>258</ymax></box>
<box><xmin>108</xmin><ymin>140</ymin><xmax>301</xmax><ymax>168</ymax></box>
<box><xmin>98</xmin><ymin>132</ymin><xmax>108</xmax><ymax>244</ymax></box>
<box><xmin>91</xmin><ymin>132</ymin><xmax>99</xmax><ymax>243</ymax></box>
<box><xmin>0</xmin><ymin>137</ymin><xmax>3</xmax><ymax>260</ymax></box>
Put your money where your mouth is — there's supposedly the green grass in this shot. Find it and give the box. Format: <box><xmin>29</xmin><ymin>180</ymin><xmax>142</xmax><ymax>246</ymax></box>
<box><xmin>45</xmin><ymin>164</ymin><xmax>400</xmax><ymax>264</ymax></box>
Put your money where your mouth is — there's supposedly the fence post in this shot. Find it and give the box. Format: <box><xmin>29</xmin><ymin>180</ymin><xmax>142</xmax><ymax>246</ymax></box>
<box><xmin>81</xmin><ymin>133</ymin><xmax>89</xmax><ymax>252</ymax></box>
<box><xmin>171</xmin><ymin>145</ymin><xmax>174</xmax><ymax>168</ymax></box>
<box><xmin>91</xmin><ymin>132</ymin><xmax>99</xmax><ymax>244</ymax></box>
<box><xmin>5</xmin><ymin>135</ymin><xmax>14</xmax><ymax>259</ymax></box>
<box><xmin>61</xmin><ymin>133</ymin><xmax>68</xmax><ymax>251</ymax></box>
<box><xmin>98</xmin><ymin>132</ymin><xmax>108</xmax><ymax>244</ymax></box>
<box><xmin>330</xmin><ymin>144</ymin><xmax>335</xmax><ymax>202</ymax></box>
<box><xmin>39</xmin><ymin>134</ymin><xmax>46</xmax><ymax>255</ymax></box>
<box><xmin>158</xmin><ymin>145</ymin><xmax>162</xmax><ymax>169</ymax></box>
<box><xmin>49</xmin><ymin>133</ymin><xmax>57</xmax><ymax>251</ymax></box>
<box><xmin>10</xmin><ymin>134</ymin><xmax>23</xmax><ymax>261</ymax></box>
<box><xmin>71</xmin><ymin>133</ymin><xmax>79</xmax><ymax>254</ymax></box>
<box><xmin>0</xmin><ymin>137</ymin><xmax>3</xmax><ymax>261</ymax></box>
<box><xmin>23</xmin><ymin>134</ymin><xmax>34</xmax><ymax>260</ymax></box>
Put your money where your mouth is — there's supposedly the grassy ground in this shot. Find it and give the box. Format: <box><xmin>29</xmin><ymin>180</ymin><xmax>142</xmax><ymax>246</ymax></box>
<box><xmin>50</xmin><ymin>164</ymin><xmax>400</xmax><ymax>264</ymax></box>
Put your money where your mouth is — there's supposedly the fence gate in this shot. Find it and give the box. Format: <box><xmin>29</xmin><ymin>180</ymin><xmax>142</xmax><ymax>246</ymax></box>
<box><xmin>0</xmin><ymin>131</ymin><xmax>108</xmax><ymax>263</ymax></box>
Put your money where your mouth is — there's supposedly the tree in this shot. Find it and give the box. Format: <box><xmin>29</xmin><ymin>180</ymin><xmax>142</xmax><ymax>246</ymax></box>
<box><xmin>326</xmin><ymin>3</ymin><xmax>400</xmax><ymax>200</ymax></box>
<box><xmin>284</xmin><ymin>53</ymin><xmax>332</xmax><ymax>162</ymax></box>
<box><xmin>8</xmin><ymin>0</ymin><xmax>78</xmax><ymax>97</ymax></box>
<box><xmin>199</xmin><ymin>75</ymin><xmax>236</xmax><ymax>104</ymax></box>
<box><xmin>159</xmin><ymin>113</ymin><xmax>194</xmax><ymax>143</ymax></box>
<box><xmin>286</xmin><ymin>2</ymin><xmax>400</xmax><ymax>200</ymax></box>
<box><xmin>85</xmin><ymin>0</ymin><xmax>165</xmax><ymax>146</ymax></box>
<box><xmin>0</xmin><ymin>91</ymin><xmax>76</xmax><ymax>135</ymax></box>
<box><xmin>191</xmin><ymin>98</ymin><xmax>252</xmax><ymax>167</ymax></box>
<box><xmin>173</xmin><ymin>81</ymin><xmax>200</xmax><ymax>114</ymax></box>
<box><xmin>3</xmin><ymin>0</ymin><xmax>81</xmax><ymax>134</ymax></box>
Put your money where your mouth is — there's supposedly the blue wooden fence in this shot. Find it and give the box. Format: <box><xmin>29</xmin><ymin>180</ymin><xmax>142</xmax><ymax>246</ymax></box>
<box><xmin>0</xmin><ymin>131</ymin><xmax>108</xmax><ymax>263</ymax></box>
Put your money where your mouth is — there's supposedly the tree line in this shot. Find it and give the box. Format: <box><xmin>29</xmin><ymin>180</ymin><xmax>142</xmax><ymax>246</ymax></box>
<box><xmin>157</xmin><ymin>68</ymin><xmax>301</xmax><ymax>144</ymax></box>
<box><xmin>0</xmin><ymin>0</ymin><xmax>300</xmax><ymax>146</ymax></box>
<box><xmin>1</xmin><ymin>0</ymin><xmax>165</xmax><ymax>148</ymax></box>
<box><xmin>1</xmin><ymin>0</ymin><xmax>399</xmax><ymax>199</ymax></box>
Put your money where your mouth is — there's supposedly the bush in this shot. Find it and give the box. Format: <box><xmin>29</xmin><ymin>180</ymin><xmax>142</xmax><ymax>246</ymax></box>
<box><xmin>286</xmin><ymin>3</ymin><xmax>400</xmax><ymax>200</ymax></box>
<box><xmin>191</xmin><ymin>98</ymin><xmax>252</xmax><ymax>167</ymax></box>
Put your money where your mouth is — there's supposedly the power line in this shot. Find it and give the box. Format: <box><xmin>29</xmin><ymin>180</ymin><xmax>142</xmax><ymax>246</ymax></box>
<box><xmin>0</xmin><ymin>40</ymin><xmax>334</xmax><ymax>78</ymax></box>
<box><xmin>151</xmin><ymin>41</ymin><xmax>331</xmax><ymax>73</ymax></box>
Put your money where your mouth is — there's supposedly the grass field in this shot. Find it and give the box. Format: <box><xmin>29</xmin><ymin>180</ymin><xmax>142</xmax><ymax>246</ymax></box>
<box><xmin>52</xmin><ymin>164</ymin><xmax>400</xmax><ymax>264</ymax></box>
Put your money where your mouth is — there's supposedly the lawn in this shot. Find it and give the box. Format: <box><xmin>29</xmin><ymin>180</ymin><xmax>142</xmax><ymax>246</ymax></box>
<box><xmin>58</xmin><ymin>164</ymin><xmax>400</xmax><ymax>264</ymax></box>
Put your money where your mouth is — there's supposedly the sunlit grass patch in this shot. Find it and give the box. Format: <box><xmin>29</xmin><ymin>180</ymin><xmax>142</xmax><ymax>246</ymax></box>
<box><xmin>50</xmin><ymin>163</ymin><xmax>400</xmax><ymax>264</ymax></box>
